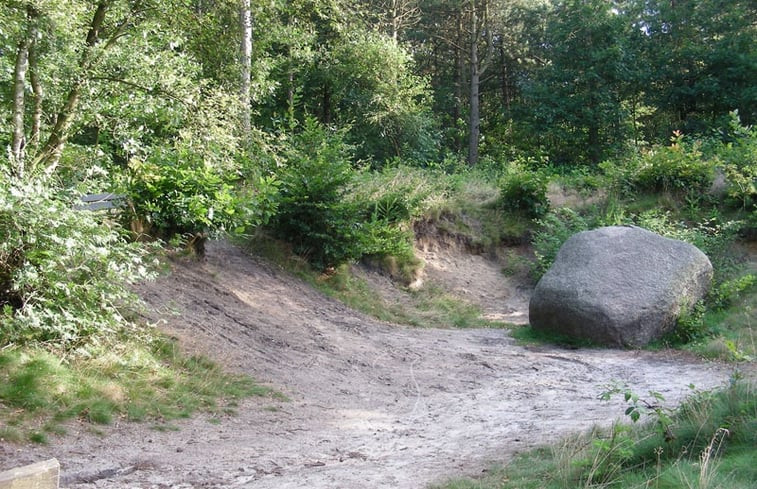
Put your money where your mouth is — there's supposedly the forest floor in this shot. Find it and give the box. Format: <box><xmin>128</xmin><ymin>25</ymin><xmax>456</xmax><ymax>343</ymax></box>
<box><xmin>2</xmin><ymin>240</ymin><xmax>744</xmax><ymax>488</ymax></box>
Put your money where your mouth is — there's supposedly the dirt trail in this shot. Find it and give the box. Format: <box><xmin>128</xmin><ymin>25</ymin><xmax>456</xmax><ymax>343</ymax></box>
<box><xmin>3</xmin><ymin>241</ymin><xmax>738</xmax><ymax>488</ymax></box>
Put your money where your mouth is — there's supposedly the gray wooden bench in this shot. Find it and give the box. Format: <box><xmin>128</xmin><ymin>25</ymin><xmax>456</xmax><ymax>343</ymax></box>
<box><xmin>75</xmin><ymin>193</ymin><xmax>126</xmax><ymax>211</ymax></box>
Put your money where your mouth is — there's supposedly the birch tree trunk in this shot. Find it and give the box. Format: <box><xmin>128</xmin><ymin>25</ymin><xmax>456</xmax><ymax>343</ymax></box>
<box><xmin>10</xmin><ymin>7</ymin><xmax>38</xmax><ymax>177</ymax></box>
<box><xmin>29</xmin><ymin>31</ymin><xmax>43</xmax><ymax>153</ymax></box>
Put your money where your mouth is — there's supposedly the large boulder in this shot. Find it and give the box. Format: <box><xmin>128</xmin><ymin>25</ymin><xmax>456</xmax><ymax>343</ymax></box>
<box><xmin>529</xmin><ymin>226</ymin><xmax>713</xmax><ymax>347</ymax></box>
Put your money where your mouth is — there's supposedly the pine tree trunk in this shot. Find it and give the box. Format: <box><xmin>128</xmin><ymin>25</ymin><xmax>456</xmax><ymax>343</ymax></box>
<box><xmin>468</xmin><ymin>3</ymin><xmax>480</xmax><ymax>166</ymax></box>
<box><xmin>240</xmin><ymin>0</ymin><xmax>253</xmax><ymax>137</ymax></box>
<box><xmin>454</xmin><ymin>11</ymin><xmax>464</xmax><ymax>153</ymax></box>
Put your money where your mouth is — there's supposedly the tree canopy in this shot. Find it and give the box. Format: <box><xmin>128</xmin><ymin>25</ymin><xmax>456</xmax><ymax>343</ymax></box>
<box><xmin>2</xmin><ymin>0</ymin><xmax>753</xmax><ymax>175</ymax></box>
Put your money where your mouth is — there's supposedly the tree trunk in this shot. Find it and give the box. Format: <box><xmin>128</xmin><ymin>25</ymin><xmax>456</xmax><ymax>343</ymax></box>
<box><xmin>240</xmin><ymin>0</ymin><xmax>253</xmax><ymax>137</ymax></box>
<box><xmin>466</xmin><ymin>0</ymin><xmax>493</xmax><ymax>166</ymax></box>
<box><xmin>588</xmin><ymin>80</ymin><xmax>600</xmax><ymax>164</ymax></box>
<box><xmin>322</xmin><ymin>85</ymin><xmax>332</xmax><ymax>124</ymax></box>
<box><xmin>468</xmin><ymin>56</ymin><xmax>480</xmax><ymax>165</ymax></box>
<box><xmin>29</xmin><ymin>30</ymin><xmax>43</xmax><ymax>152</ymax></box>
<box><xmin>499</xmin><ymin>42</ymin><xmax>511</xmax><ymax>113</ymax></box>
<box><xmin>468</xmin><ymin>2</ymin><xmax>480</xmax><ymax>166</ymax></box>
<box><xmin>10</xmin><ymin>8</ymin><xmax>36</xmax><ymax>176</ymax></box>
<box><xmin>38</xmin><ymin>1</ymin><xmax>110</xmax><ymax>174</ymax></box>
<box><xmin>454</xmin><ymin>11</ymin><xmax>464</xmax><ymax>153</ymax></box>
<box><xmin>390</xmin><ymin>0</ymin><xmax>399</xmax><ymax>41</ymax></box>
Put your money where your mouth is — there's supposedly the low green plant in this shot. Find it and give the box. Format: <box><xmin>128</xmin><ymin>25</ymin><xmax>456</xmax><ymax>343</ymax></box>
<box><xmin>634</xmin><ymin>132</ymin><xmax>714</xmax><ymax>194</ymax></box>
<box><xmin>0</xmin><ymin>175</ymin><xmax>156</xmax><ymax>346</ymax></box>
<box><xmin>531</xmin><ymin>208</ymin><xmax>589</xmax><ymax>278</ymax></box>
<box><xmin>509</xmin><ymin>324</ymin><xmax>597</xmax><ymax>348</ymax></box>
<box><xmin>499</xmin><ymin>161</ymin><xmax>549</xmax><ymax>218</ymax></box>
<box><xmin>599</xmin><ymin>383</ymin><xmax>675</xmax><ymax>441</ymax></box>
<box><xmin>710</xmin><ymin>273</ymin><xmax>756</xmax><ymax>310</ymax></box>
<box><xmin>268</xmin><ymin>119</ymin><xmax>417</xmax><ymax>271</ymax></box>
<box><xmin>574</xmin><ymin>423</ymin><xmax>635</xmax><ymax>486</ymax></box>
<box><xmin>669</xmin><ymin>300</ymin><xmax>709</xmax><ymax>345</ymax></box>
<box><xmin>120</xmin><ymin>147</ymin><xmax>279</xmax><ymax>255</ymax></box>
<box><xmin>267</xmin><ymin>120</ymin><xmax>366</xmax><ymax>269</ymax></box>
<box><xmin>0</xmin><ymin>333</ymin><xmax>280</xmax><ymax>441</ymax></box>
<box><xmin>713</xmin><ymin>112</ymin><xmax>757</xmax><ymax>210</ymax></box>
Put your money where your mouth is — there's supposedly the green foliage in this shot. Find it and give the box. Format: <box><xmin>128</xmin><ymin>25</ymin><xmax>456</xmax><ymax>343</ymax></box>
<box><xmin>669</xmin><ymin>301</ymin><xmax>709</xmax><ymax>345</ymax></box>
<box><xmin>577</xmin><ymin>423</ymin><xmax>635</xmax><ymax>485</ymax></box>
<box><xmin>714</xmin><ymin>113</ymin><xmax>757</xmax><ymax>211</ymax></box>
<box><xmin>710</xmin><ymin>274</ymin><xmax>757</xmax><ymax>311</ymax></box>
<box><xmin>600</xmin><ymin>384</ymin><xmax>674</xmax><ymax>440</ymax></box>
<box><xmin>0</xmin><ymin>175</ymin><xmax>155</xmax><ymax>346</ymax></box>
<box><xmin>634</xmin><ymin>132</ymin><xmax>714</xmax><ymax>194</ymax></box>
<box><xmin>601</xmin><ymin>133</ymin><xmax>716</xmax><ymax>198</ymax></box>
<box><xmin>305</xmin><ymin>30</ymin><xmax>439</xmax><ymax>164</ymax></box>
<box><xmin>531</xmin><ymin>208</ymin><xmax>589</xmax><ymax>278</ymax></box>
<box><xmin>122</xmin><ymin>147</ymin><xmax>238</xmax><ymax>238</ymax></box>
<box><xmin>268</xmin><ymin>119</ymin><xmax>416</xmax><ymax>270</ymax></box>
<box><xmin>498</xmin><ymin>161</ymin><xmax>549</xmax><ymax>218</ymax></box>
<box><xmin>518</xmin><ymin>0</ymin><xmax>633</xmax><ymax>164</ymax></box>
<box><xmin>637</xmin><ymin>0</ymin><xmax>757</xmax><ymax>140</ymax></box>
<box><xmin>123</xmin><ymin>149</ymin><xmax>280</xmax><ymax>247</ymax></box>
<box><xmin>509</xmin><ymin>324</ymin><xmax>597</xmax><ymax>349</ymax></box>
<box><xmin>268</xmin><ymin>120</ymin><xmax>362</xmax><ymax>269</ymax></box>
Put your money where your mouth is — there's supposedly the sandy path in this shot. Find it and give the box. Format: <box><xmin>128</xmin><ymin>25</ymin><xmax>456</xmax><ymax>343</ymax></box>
<box><xmin>2</xmin><ymin>241</ymin><xmax>737</xmax><ymax>488</ymax></box>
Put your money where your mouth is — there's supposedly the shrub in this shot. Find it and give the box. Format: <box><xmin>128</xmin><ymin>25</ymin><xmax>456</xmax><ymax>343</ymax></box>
<box><xmin>714</xmin><ymin>114</ymin><xmax>757</xmax><ymax>210</ymax></box>
<box><xmin>268</xmin><ymin>119</ymin><xmax>416</xmax><ymax>271</ymax></box>
<box><xmin>0</xmin><ymin>175</ymin><xmax>156</xmax><ymax>346</ymax></box>
<box><xmin>267</xmin><ymin>121</ymin><xmax>362</xmax><ymax>269</ymax></box>
<box><xmin>120</xmin><ymin>146</ymin><xmax>279</xmax><ymax>255</ymax></box>
<box><xmin>633</xmin><ymin>132</ymin><xmax>714</xmax><ymax>194</ymax></box>
<box><xmin>499</xmin><ymin>161</ymin><xmax>549</xmax><ymax>218</ymax></box>
<box><xmin>531</xmin><ymin>208</ymin><xmax>589</xmax><ymax>278</ymax></box>
<box><xmin>600</xmin><ymin>133</ymin><xmax>716</xmax><ymax>199</ymax></box>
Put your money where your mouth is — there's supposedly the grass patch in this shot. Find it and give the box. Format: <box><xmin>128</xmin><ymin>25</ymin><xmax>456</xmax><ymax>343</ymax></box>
<box><xmin>433</xmin><ymin>378</ymin><xmax>756</xmax><ymax>489</ymax></box>
<box><xmin>0</xmin><ymin>331</ymin><xmax>281</xmax><ymax>442</ymax></box>
<box><xmin>688</xmin><ymin>282</ymin><xmax>757</xmax><ymax>361</ymax></box>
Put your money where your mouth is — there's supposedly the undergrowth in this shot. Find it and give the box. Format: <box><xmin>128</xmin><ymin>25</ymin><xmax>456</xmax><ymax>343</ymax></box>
<box><xmin>0</xmin><ymin>331</ymin><xmax>281</xmax><ymax>444</ymax></box>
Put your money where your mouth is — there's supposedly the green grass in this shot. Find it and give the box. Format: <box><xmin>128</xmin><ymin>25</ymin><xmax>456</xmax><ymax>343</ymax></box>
<box><xmin>433</xmin><ymin>378</ymin><xmax>756</xmax><ymax>489</ymax></box>
<box><xmin>0</xmin><ymin>331</ymin><xmax>282</xmax><ymax>443</ymax></box>
<box><xmin>683</xmin><ymin>280</ymin><xmax>756</xmax><ymax>362</ymax></box>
